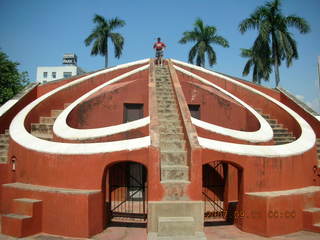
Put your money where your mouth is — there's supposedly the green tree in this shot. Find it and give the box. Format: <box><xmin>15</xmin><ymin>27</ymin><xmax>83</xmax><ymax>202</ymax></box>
<box><xmin>0</xmin><ymin>51</ymin><xmax>29</xmax><ymax>105</ymax></box>
<box><xmin>179</xmin><ymin>18</ymin><xmax>229</xmax><ymax>67</ymax></box>
<box><xmin>85</xmin><ymin>14</ymin><xmax>125</xmax><ymax>68</ymax></box>
<box><xmin>239</xmin><ymin>0</ymin><xmax>310</xmax><ymax>87</ymax></box>
<box><xmin>240</xmin><ymin>35</ymin><xmax>272</xmax><ymax>84</ymax></box>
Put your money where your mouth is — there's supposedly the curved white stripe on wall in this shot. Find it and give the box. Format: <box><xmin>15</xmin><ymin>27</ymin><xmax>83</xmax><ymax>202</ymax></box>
<box><xmin>174</xmin><ymin>65</ymin><xmax>273</xmax><ymax>143</ymax></box>
<box><xmin>54</xmin><ymin>65</ymin><xmax>150</xmax><ymax>140</ymax></box>
<box><xmin>9</xmin><ymin>60</ymin><xmax>151</xmax><ymax>155</ymax></box>
<box><xmin>171</xmin><ymin>59</ymin><xmax>316</xmax><ymax>157</ymax></box>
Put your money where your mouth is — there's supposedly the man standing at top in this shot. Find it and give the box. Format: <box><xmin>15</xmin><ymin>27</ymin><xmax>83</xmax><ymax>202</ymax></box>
<box><xmin>153</xmin><ymin>37</ymin><xmax>166</xmax><ymax>66</ymax></box>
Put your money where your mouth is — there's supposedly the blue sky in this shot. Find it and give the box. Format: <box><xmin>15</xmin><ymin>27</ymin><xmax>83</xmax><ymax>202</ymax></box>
<box><xmin>0</xmin><ymin>0</ymin><xmax>319</xmax><ymax>112</ymax></box>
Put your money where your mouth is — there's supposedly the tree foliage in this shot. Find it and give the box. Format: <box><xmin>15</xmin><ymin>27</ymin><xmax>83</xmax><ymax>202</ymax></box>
<box><xmin>0</xmin><ymin>51</ymin><xmax>29</xmax><ymax>105</ymax></box>
<box><xmin>85</xmin><ymin>14</ymin><xmax>125</xmax><ymax>68</ymax></box>
<box><xmin>239</xmin><ymin>0</ymin><xmax>310</xmax><ymax>86</ymax></box>
<box><xmin>179</xmin><ymin>18</ymin><xmax>229</xmax><ymax>67</ymax></box>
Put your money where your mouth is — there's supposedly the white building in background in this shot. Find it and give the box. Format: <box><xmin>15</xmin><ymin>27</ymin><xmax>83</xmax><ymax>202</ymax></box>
<box><xmin>36</xmin><ymin>53</ymin><xmax>85</xmax><ymax>83</ymax></box>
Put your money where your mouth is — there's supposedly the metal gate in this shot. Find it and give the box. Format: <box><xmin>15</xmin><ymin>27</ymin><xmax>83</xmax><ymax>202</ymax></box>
<box><xmin>202</xmin><ymin>161</ymin><xmax>227</xmax><ymax>221</ymax></box>
<box><xmin>109</xmin><ymin>162</ymin><xmax>147</xmax><ymax>222</ymax></box>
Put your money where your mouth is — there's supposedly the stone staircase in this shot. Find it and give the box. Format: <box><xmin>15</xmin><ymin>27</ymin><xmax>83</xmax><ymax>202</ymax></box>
<box><xmin>303</xmin><ymin>206</ymin><xmax>320</xmax><ymax>233</ymax></box>
<box><xmin>30</xmin><ymin>105</ymin><xmax>68</xmax><ymax>140</ymax></box>
<box><xmin>1</xmin><ymin>198</ymin><xmax>42</xmax><ymax>237</ymax></box>
<box><xmin>150</xmin><ymin>65</ymin><xmax>205</xmax><ymax>240</ymax></box>
<box><xmin>0</xmin><ymin>129</ymin><xmax>9</xmax><ymax>163</ymax></box>
<box><xmin>156</xmin><ymin>66</ymin><xmax>189</xmax><ymax>200</ymax></box>
<box><xmin>256</xmin><ymin>110</ymin><xmax>296</xmax><ymax>145</ymax></box>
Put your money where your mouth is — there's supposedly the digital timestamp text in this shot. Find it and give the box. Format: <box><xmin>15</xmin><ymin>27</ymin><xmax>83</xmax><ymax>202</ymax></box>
<box><xmin>204</xmin><ymin>210</ymin><xmax>296</xmax><ymax>219</ymax></box>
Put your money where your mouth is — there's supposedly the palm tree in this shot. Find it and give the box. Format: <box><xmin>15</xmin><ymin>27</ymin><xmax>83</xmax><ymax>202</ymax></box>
<box><xmin>241</xmin><ymin>34</ymin><xmax>272</xmax><ymax>84</ymax></box>
<box><xmin>85</xmin><ymin>14</ymin><xmax>125</xmax><ymax>68</ymax></box>
<box><xmin>239</xmin><ymin>0</ymin><xmax>310</xmax><ymax>87</ymax></box>
<box><xmin>179</xmin><ymin>18</ymin><xmax>229</xmax><ymax>67</ymax></box>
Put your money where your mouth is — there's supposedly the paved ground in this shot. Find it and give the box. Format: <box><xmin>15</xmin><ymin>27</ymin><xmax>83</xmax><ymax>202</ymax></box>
<box><xmin>0</xmin><ymin>225</ymin><xmax>320</xmax><ymax>240</ymax></box>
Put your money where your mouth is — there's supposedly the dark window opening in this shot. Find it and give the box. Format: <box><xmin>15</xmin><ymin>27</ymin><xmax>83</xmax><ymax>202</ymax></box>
<box><xmin>188</xmin><ymin>104</ymin><xmax>200</xmax><ymax>119</ymax></box>
<box><xmin>124</xmin><ymin>103</ymin><xmax>144</xmax><ymax>123</ymax></box>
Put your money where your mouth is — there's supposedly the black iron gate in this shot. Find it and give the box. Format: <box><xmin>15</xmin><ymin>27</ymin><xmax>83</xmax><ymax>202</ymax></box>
<box><xmin>202</xmin><ymin>161</ymin><xmax>227</xmax><ymax>221</ymax></box>
<box><xmin>109</xmin><ymin>162</ymin><xmax>147</xmax><ymax>222</ymax></box>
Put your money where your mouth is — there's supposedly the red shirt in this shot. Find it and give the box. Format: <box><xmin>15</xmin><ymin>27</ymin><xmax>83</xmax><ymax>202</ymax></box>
<box><xmin>153</xmin><ymin>41</ymin><xmax>166</xmax><ymax>51</ymax></box>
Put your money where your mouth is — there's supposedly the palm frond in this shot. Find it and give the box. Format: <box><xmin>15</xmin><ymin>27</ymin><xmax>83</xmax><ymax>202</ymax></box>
<box><xmin>286</xmin><ymin>15</ymin><xmax>310</xmax><ymax>34</ymax></box>
<box><xmin>109</xmin><ymin>17</ymin><xmax>126</xmax><ymax>30</ymax></box>
<box><xmin>110</xmin><ymin>33</ymin><xmax>124</xmax><ymax>58</ymax></box>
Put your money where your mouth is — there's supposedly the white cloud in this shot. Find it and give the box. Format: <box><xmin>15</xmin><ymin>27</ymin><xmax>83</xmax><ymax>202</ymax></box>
<box><xmin>309</xmin><ymin>97</ymin><xmax>320</xmax><ymax>114</ymax></box>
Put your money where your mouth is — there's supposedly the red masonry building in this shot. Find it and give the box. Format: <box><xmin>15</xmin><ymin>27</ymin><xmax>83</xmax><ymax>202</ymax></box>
<box><xmin>0</xmin><ymin>59</ymin><xmax>319</xmax><ymax>239</ymax></box>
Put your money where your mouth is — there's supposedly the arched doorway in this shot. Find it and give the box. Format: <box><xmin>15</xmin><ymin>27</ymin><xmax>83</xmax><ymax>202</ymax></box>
<box><xmin>105</xmin><ymin>161</ymin><xmax>148</xmax><ymax>226</ymax></box>
<box><xmin>202</xmin><ymin>161</ymin><xmax>243</xmax><ymax>226</ymax></box>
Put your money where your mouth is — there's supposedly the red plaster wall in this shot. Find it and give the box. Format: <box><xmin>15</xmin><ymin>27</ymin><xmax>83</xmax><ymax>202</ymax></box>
<box><xmin>8</xmin><ymin>140</ymin><xmax>149</xmax><ymax>189</ymax></box>
<box><xmin>1</xmin><ymin>186</ymin><xmax>103</xmax><ymax>238</ymax></box>
<box><xmin>201</xmin><ymin>148</ymin><xmax>316</xmax><ymax>193</ymax></box>
<box><xmin>180</xmin><ymin>79</ymin><xmax>259</xmax><ymax>132</ymax></box>
<box><xmin>25</xmin><ymin>65</ymin><xmax>146</xmax><ymax>131</ymax></box>
<box><xmin>241</xmin><ymin>190</ymin><xmax>320</xmax><ymax>236</ymax></box>
<box><xmin>67</xmin><ymin>75</ymin><xmax>148</xmax><ymax>129</ymax></box>
<box><xmin>176</xmin><ymin>64</ymin><xmax>301</xmax><ymax>139</ymax></box>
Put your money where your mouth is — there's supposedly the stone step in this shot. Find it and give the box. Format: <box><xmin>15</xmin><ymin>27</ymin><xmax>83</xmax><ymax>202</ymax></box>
<box><xmin>157</xmin><ymin>82</ymin><xmax>171</xmax><ymax>85</ymax></box>
<box><xmin>0</xmin><ymin>134</ymin><xmax>9</xmax><ymax>141</ymax></box>
<box><xmin>39</xmin><ymin>116</ymin><xmax>56</xmax><ymax>124</ymax></box>
<box><xmin>266</xmin><ymin>119</ymin><xmax>277</xmax><ymax>124</ymax></box>
<box><xmin>0</xmin><ymin>149</ymin><xmax>8</xmax><ymax>156</ymax></box>
<box><xmin>161</xmin><ymin>180</ymin><xmax>190</xmax><ymax>201</ymax></box>
<box><xmin>161</xmin><ymin>150</ymin><xmax>187</xmax><ymax>165</ymax></box>
<box><xmin>12</xmin><ymin>198</ymin><xmax>42</xmax><ymax>216</ymax></box>
<box><xmin>159</xmin><ymin>121</ymin><xmax>181</xmax><ymax>129</ymax></box>
<box><xmin>31</xmin><ymin>132</ymin><xmax>53</xmax><ymax>140</ymax></box>
<box><xmin>160</xmin><ymin>133</ymin><xmax>185</xmax><ymax>141</ymax></box>
<box><xmin>273</xmin><ymin>128</ymin><xmax>289</xmax><ymax>133</ymax></box>
<box><xmin>261</xmin><ymin>114</ymin><xmax>271</xmax><ymax>119</ymax></box>
<box><xmin>160</xmin><ymin>140</ymin><xmax>185</xmax><ymax>151</ymax></box>
<box><xmin>0</xmin><ymin>137</ymin><xmax>9</xmax><ymax>144</ymax></box>
<box><xmin>156</xmin><ymin>233</ymin><xmax>206</xmax><ymax>240</ymax></box>
<box><xmin>50</xmin><ymin>109</ymin><xmax>63</xmax><ymax>118</ymax></box>
<box><xmin>274</xmin><ymin>136</ymin><xmax>296</xmax><ymax>141</ymax></box>
<box><xmin>270</xmin><ymin>123</ymin><xmax>284</xmax><ymax>128</ymax></box>
<box><xmin>275</xmin><ymin>140</ymin><xmax>294</xmax><ymax>145</ymax></box>
<box><xmin>159</xmin><ymin>126</ymin><xmax>184</xmax><ymax>134</ymax></box>
<box><xmin>274</xmin><ymin>132</ymin><xmax>293</xmax><ymax>137</ymax></box>
<box><xmin>157</xmin><ymin>89</ymin><xmax>174</xmax><ymax>96</ymax></box>
<box><xmin>161</xmin><ymin>165</ymin><xmax>189</xmax><ymax>181</ymax></box>
<box><xmin>157</xmin><ymin>99</ymin><xmax>175</xmax><ymax>104</ymax></box>
<box><xmin>0</xmin><ymin>143</ymin><xmax>9</xmax><ymax>150</ymax></box>
<box><xmin>157</xmin><ymin>97</ymin><xmax>175</xmax><ymax>102</ymax></box>
<box><xmin>0</xmin><ymin>155</ymin><xmax>7</xmax><ymax>163</ymax></box>
<box><xmin>156</xmin><ymin>82</ymin><xmax>171</xmax><ymax>85</ymax></box>
<box><xmin>157</xmin><ymin>89</ymin><xmax>174</xmax><ymax>92</ymax></box>
<box><xmin>158</xmin><ymin>216</ymin><xmax>195</xmax><ymax>237</ymax></box>
<box><xmin>31</xmin><ymin>123</ymin><xmax>53</xmax><ymax>134</ymax></box>
<box><xmin>304</xmin><ymin>208</ymin><xmax>320</xmax><ymax>223</ymax></box>
<box><xmin>158</xmin><ymin>112</ymin><xmax>179</xmax><ymax>119</ymax></box>
<box><xmin>158</xmin><ymin>108</ymin><xmax>177</xmax><ymax>114</ymax></box>
<box><xmin>157</xmin><ymin>94</ymin><xmax>174</xmax><ymax>98</ymax></box>
<box><xmin>158</xmin><ymin>104</ymin><xmax>177</xmax><ymax>109</ymax></box>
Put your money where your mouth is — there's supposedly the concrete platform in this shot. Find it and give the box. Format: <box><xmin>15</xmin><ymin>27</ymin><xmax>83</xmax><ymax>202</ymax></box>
<box><xmin>1</xmin><ymin>224</ymin><xmax>320</xmax><ymax>240</ymax></box>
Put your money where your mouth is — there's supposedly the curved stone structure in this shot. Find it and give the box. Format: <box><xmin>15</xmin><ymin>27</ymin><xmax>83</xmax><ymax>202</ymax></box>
<box><xmin>0</xmin><ymin>59</ymin><xmax>319</xmax><ymax>239</ymax></box>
